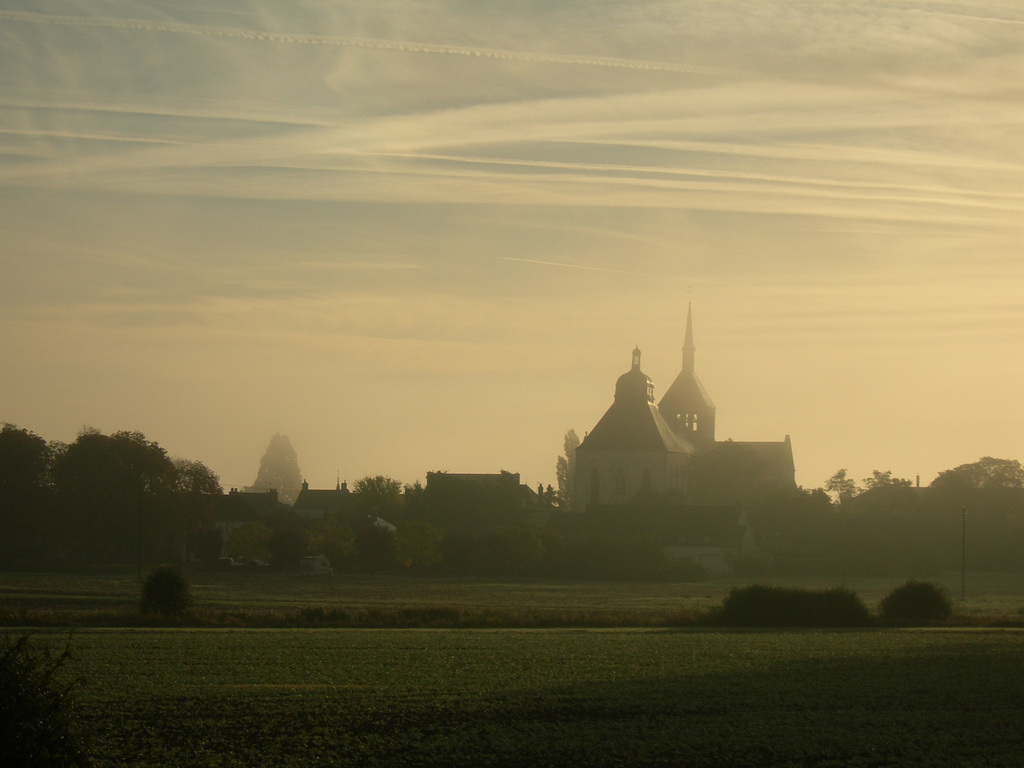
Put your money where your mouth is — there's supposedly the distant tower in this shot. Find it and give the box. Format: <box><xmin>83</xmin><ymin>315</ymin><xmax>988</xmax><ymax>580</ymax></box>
<box><xmin>658</xmin><ymin>302</ymin><xmax>717</xmax><ymax>450</ymax></box>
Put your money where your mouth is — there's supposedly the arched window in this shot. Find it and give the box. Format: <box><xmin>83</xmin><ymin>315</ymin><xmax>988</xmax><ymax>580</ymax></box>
<box><xmin>590</xmin><ymin>467</ymin><xmax>600</xmax><ymax>505</ymax></box>
<box><xmin>614</xmin><ymin>469</ymin><xmax>627</xmax><ymax>496</ymax></box>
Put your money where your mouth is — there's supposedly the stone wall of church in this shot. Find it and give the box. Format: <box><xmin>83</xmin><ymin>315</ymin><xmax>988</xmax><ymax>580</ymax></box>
<box><xmin>574</xmin><ymin>450</ymin><xmax>689</xmax><ymax>512</ymax></box>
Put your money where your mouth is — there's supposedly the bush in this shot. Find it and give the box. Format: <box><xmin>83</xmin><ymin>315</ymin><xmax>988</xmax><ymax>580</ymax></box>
<box><xmin>0</xmin><ymin>633</ymin><xmax>90</xmax><ymax>767</ymax></box>
<box><xmin>880</xmin><ymin>580</ymin><xmax>952</xmax><ymax>625</ymax></box>
<box><xmin>717</xmin><ymin>585</ymin><xmax>872</xmax><ymax>627</ymax></box>
<box><xmin>140</xmin><ymin>566</ymin><xmax>192</xmax><ymax>617</ymax></box>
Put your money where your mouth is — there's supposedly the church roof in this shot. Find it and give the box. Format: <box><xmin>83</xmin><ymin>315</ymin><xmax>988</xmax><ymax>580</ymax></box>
<box><xmin>724</xmin><ymin>437</ymin><xmax>796</xmax><ymax>487</ymax></box>
<box><xmin>580</xmin><ymin>398</ymin><xmax>697</xmax><ymax>453</ymax></box>
<box><xmin>658</xmin><ymin>369</ymin><xmax>716</xmax><ymax>413</ymax></box>
<box><xmin>579</xmin><ymin>348</ymin><xmax>696</xmax><ymax>455</ymax></box>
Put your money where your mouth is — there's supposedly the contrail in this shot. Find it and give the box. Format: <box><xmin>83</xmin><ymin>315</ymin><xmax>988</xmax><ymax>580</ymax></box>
<box><xmin>498</xmin><ymin>256</ymin><xmax>672</xmax><ymax>279</ymax></box>
<box><xmin>904</xmin><ymin>8</ymin><xmax>1024</xmax><ymax>26</ymax></box>
<box><xmin>0</xmin><ymin>9</ymin><xmax>735</xmax><ymax>77</ymax></box>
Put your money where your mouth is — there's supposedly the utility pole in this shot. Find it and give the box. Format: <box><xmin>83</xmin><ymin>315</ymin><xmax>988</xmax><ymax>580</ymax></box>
<box><xmin>961</xmin><ymin>506</ymin><xmax>966</xmax><ymax>600</ymax></box>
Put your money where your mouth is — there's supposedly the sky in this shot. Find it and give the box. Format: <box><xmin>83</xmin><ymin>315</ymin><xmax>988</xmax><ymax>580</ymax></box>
<box><xmin>2</xmin><ymin>0</ymin><xmax>1023</xmax><ymax>493</ymax></box>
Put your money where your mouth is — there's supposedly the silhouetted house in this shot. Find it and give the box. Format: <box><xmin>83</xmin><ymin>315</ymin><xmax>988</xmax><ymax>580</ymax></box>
<box><xmin>574</xmin><ymin>303</ymin><xmax>795</xmax><ymax>511</ymax></box>
<box><xmin>292</xmin><ymin>479</ymin><xmax>351</xmax><ymax>519</ymax></box>
<box><xmin>213</xmin><ymin>488</ymin><xmax>283</xmax><ymax>536</ymax></box>
<box><xmin>423</xmin><ymin>471</ymin><xmax>540</xmax><ymax>532</ymax></box>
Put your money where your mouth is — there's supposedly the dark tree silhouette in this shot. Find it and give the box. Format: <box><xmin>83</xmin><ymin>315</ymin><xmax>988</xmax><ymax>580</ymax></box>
<box><xmin>140</xmin><ymin>565</ymin><xmax>192</xmax><ymax>617</ymax></box>
<box><xmin>0</xmin><ymin>424</ymin><xmax>54</xmax><ymax>562</ymax></box>
<box><xmin>352</xmin><ymin>475</ymin><xmax>404</xmax><ymax>519</ymax></box>
<box><xmin>54</xmin><ymin>429</ymin><xmax>176</xmax><ymax>564</ymax></box>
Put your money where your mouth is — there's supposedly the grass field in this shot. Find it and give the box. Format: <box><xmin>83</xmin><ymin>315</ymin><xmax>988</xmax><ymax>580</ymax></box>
<box><xmin>4</xmin><ymin>570</ymin><xmax>1024</xmax><ymax>625</ymax></box>
<box><xmin>6</xmin><ymin>573</ymin><xmax>1024</xmax><ymax>765</ymax></box>
<box><xmin>22</xmin><ymin>626</ymin><xmax>1024</xmax><ymax>767</ymax></box>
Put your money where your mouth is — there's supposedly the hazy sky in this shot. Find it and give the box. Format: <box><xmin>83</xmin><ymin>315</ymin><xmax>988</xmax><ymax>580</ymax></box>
<box><xmin>2</xmin><ymin>0</ymin><xmax>1023</xmax><ymax>492</ymax></box>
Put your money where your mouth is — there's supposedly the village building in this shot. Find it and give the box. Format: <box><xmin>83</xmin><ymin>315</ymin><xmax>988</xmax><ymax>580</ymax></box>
<box><xmin>574</xmin><ymin>303</ymin><xmax>795</xmax><ymax>512</ymax></box>
<box><xmin>291</xmin><ymin>479</ymin><xmax>351</xmax><ymax>519</ymax></box>
<box><xmin>572</xmin><ymin>304</ymin><xmax>794</xmax><ymax>574</ymax></box>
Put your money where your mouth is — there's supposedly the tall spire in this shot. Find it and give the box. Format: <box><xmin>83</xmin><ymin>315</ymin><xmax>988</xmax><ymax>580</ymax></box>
<box><xmin>682</xmin><ymin>301</ymin><xmax>695</xmax><ymax>373</ymax></box>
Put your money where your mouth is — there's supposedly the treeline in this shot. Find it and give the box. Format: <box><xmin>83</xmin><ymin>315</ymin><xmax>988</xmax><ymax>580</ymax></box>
<box><xmin>0</xmin><ymin>424</ymin><xmax>221</xmax><ymax>569</ymax></box>
<box><xmin>3</xmin><ymin>422</ymin><xmax>1024</xmax><ymax>578</ymax></box>
<box><xmin>221</xmin><ymin>474</ymin><xmax>701</xmax><ymax>580</ymax></box>
<box><xmin>727</xmin><ymin>456</ymin><xmax>1024</xmax><ymax>577</ymax></box>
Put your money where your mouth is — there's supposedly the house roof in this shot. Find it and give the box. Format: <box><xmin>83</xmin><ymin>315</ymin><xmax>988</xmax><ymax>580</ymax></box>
<box><xmin>292</xmin><ymin>486</ymin><xmax>350</xmax><ymax>513</ymax></box>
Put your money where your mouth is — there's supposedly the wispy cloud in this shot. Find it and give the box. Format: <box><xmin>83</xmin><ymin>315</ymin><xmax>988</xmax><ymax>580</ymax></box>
<box><xmin>2</xmin><ymin>1</ymin><xmax>1024</xmax><ymax>487</ymax></box>
<box><xmin>0</xmin><ymin>8</ymin><xmax>737</xmax><ymax>77</ymax></box>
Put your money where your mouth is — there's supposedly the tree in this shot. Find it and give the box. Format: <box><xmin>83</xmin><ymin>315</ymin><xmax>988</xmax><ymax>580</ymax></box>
<box><xmin>880</xmin><ymin>581</ymin><xmax>952</xmax><ymax>625</ymax></box>
<box><xmin>352</xmin><ymin>475</ymin><xmax>404</xmax><ymax>519</ymax></box>
<box><xmin>173</xmin><ymin>458</ymin><xmax>222</xmax><ymax>562</ymax></box>
<box><xmin>54</xmin><ymin>429</ymin><xmax>177</xmax><ymax>564</ymax></box>
<box><xmin>0</xmin><ymin>424</ymin><xmax>54</xmax><ymax>562</ymax></box>
<box><xmin>927</xmin><ymin>457</ymin><xmax>1024</xmax><ymax>573</ymax></box>
<box><xmin>268</xmin><ymin>526</ymin><xmax>309</xmax><ymax>570</ymax></box>
<box><xmin>537</xmin><ymin>484</ymin><xmax>557</xmax><ymax>507</ymax></box>
<box><xmin>824</xmin><ymin>469</ymin><xmax>859</xmax><ymax>507</ymax></box>
<box><xmin>309</xmin><ymin>518</ymin><xmax>355</xmax><ymax>570</ymax></box>
<box><xmin>140</xmin><ymin>565</ymin><xmax>192</xmax><ymax>617</ymax></box>
<box><xmin>0</xmin><ymin>633</ymin><xmax>89</xmax><ymax>767</ymax></box>
<box><xmin>355</xmin><ymin>519</ymin><xmax>397</xmax><ymax>574</ymax></box>
<box><xmin>931</xmin><ymin>457</ymin><xmax>1024</xmax><ymax>492</ymax></box>
<box><xmin>248</xmin><ymin>434</ymin><xmax>302</xmax><ymax>505</ymax></box>
<box><xmin>186</xmin><ymin>526</ymin><xmax>224</xmax><ymax>567</ymax></box>
<box><xmin>226</xmin><ymin>521</ymin><xmax>272</xmax><ymax>563</ymax></box>
<box><xmin>395</xmin><ymin>520</ymin><xmax>443</xmax><ymax>571</ymax></box>
<box><xmin>172</xmin><ymin>458</ymin><xmax>222</xmax><ymax>496</ymax></box>
<box><xmin>555</xmin><ymin>429</ymin><xmax>578</xmax><ymax>511</ymax></box>
<box><xmin>862</xmin><ymin>470</ymin><xmax>912</xmax><ymax>490</ymax></box>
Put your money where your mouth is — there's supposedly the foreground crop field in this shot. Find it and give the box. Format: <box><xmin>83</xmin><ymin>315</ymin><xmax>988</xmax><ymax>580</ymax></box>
<box><xmin>36</xmin><ymin>627</ymin><xmax>1024</xmax><ymax>767</ymax></box>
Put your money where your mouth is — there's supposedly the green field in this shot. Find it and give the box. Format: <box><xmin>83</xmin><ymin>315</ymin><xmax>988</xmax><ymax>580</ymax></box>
<box><xmin>23</xmin><ymin>626</ymin><xmax>1024</xmax><ymax>767</ymax></box>
<box><xmin>6</xmin><ymin>573</ymin><xmax>1024</xmax><ymax>765</ymax></box>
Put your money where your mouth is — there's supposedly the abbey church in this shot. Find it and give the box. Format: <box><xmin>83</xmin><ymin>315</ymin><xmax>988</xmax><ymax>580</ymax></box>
<box><xmin>573</xmin><ymin>304</ymin><xmax>795</xmax><ymax>512</ymax></box>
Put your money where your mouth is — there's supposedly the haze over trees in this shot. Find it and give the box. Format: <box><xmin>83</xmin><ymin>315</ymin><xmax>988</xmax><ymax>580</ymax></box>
<box><xmin>3</xmin><ymin>420</ymin><xmax>1024</xmax><ymax>580</ymax></box>
<box><xmin>247</xmin><ymin>433</ymin><xmax>302</xmax><ymax>505</ymax></box>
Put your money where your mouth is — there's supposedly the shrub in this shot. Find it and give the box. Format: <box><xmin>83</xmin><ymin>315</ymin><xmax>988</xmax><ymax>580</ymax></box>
<box><xmin>717</xmin><ymin>585</ymin><xmax>872</xmax><ymax>627</ymax></box>
<box><xmin>880</xmin><ymin>580</ymin><xmax>952</xmax><ymax>625</ymax></box>
<box><xmin>140</xmin><ymin>566</ymin><xmax>192</xmax><ymax>617</ymax></box>
<box><xmin>0</xmin><ymin>633</ymin><xmax>89</xmax><ymax>767</ymax></box>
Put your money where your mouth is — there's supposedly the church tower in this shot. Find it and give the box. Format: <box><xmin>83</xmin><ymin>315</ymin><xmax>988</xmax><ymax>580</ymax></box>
<box><xmin>658</xmin><ymin>302</ymin><xmax>717</xmax><ymax>450</ymax></box>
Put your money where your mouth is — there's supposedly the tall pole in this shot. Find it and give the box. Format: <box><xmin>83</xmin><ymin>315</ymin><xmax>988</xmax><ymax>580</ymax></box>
<box><xmin>961</xmin><ymin>506</ymin><xmax>966</xmax><ymax>600</ymax></box>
